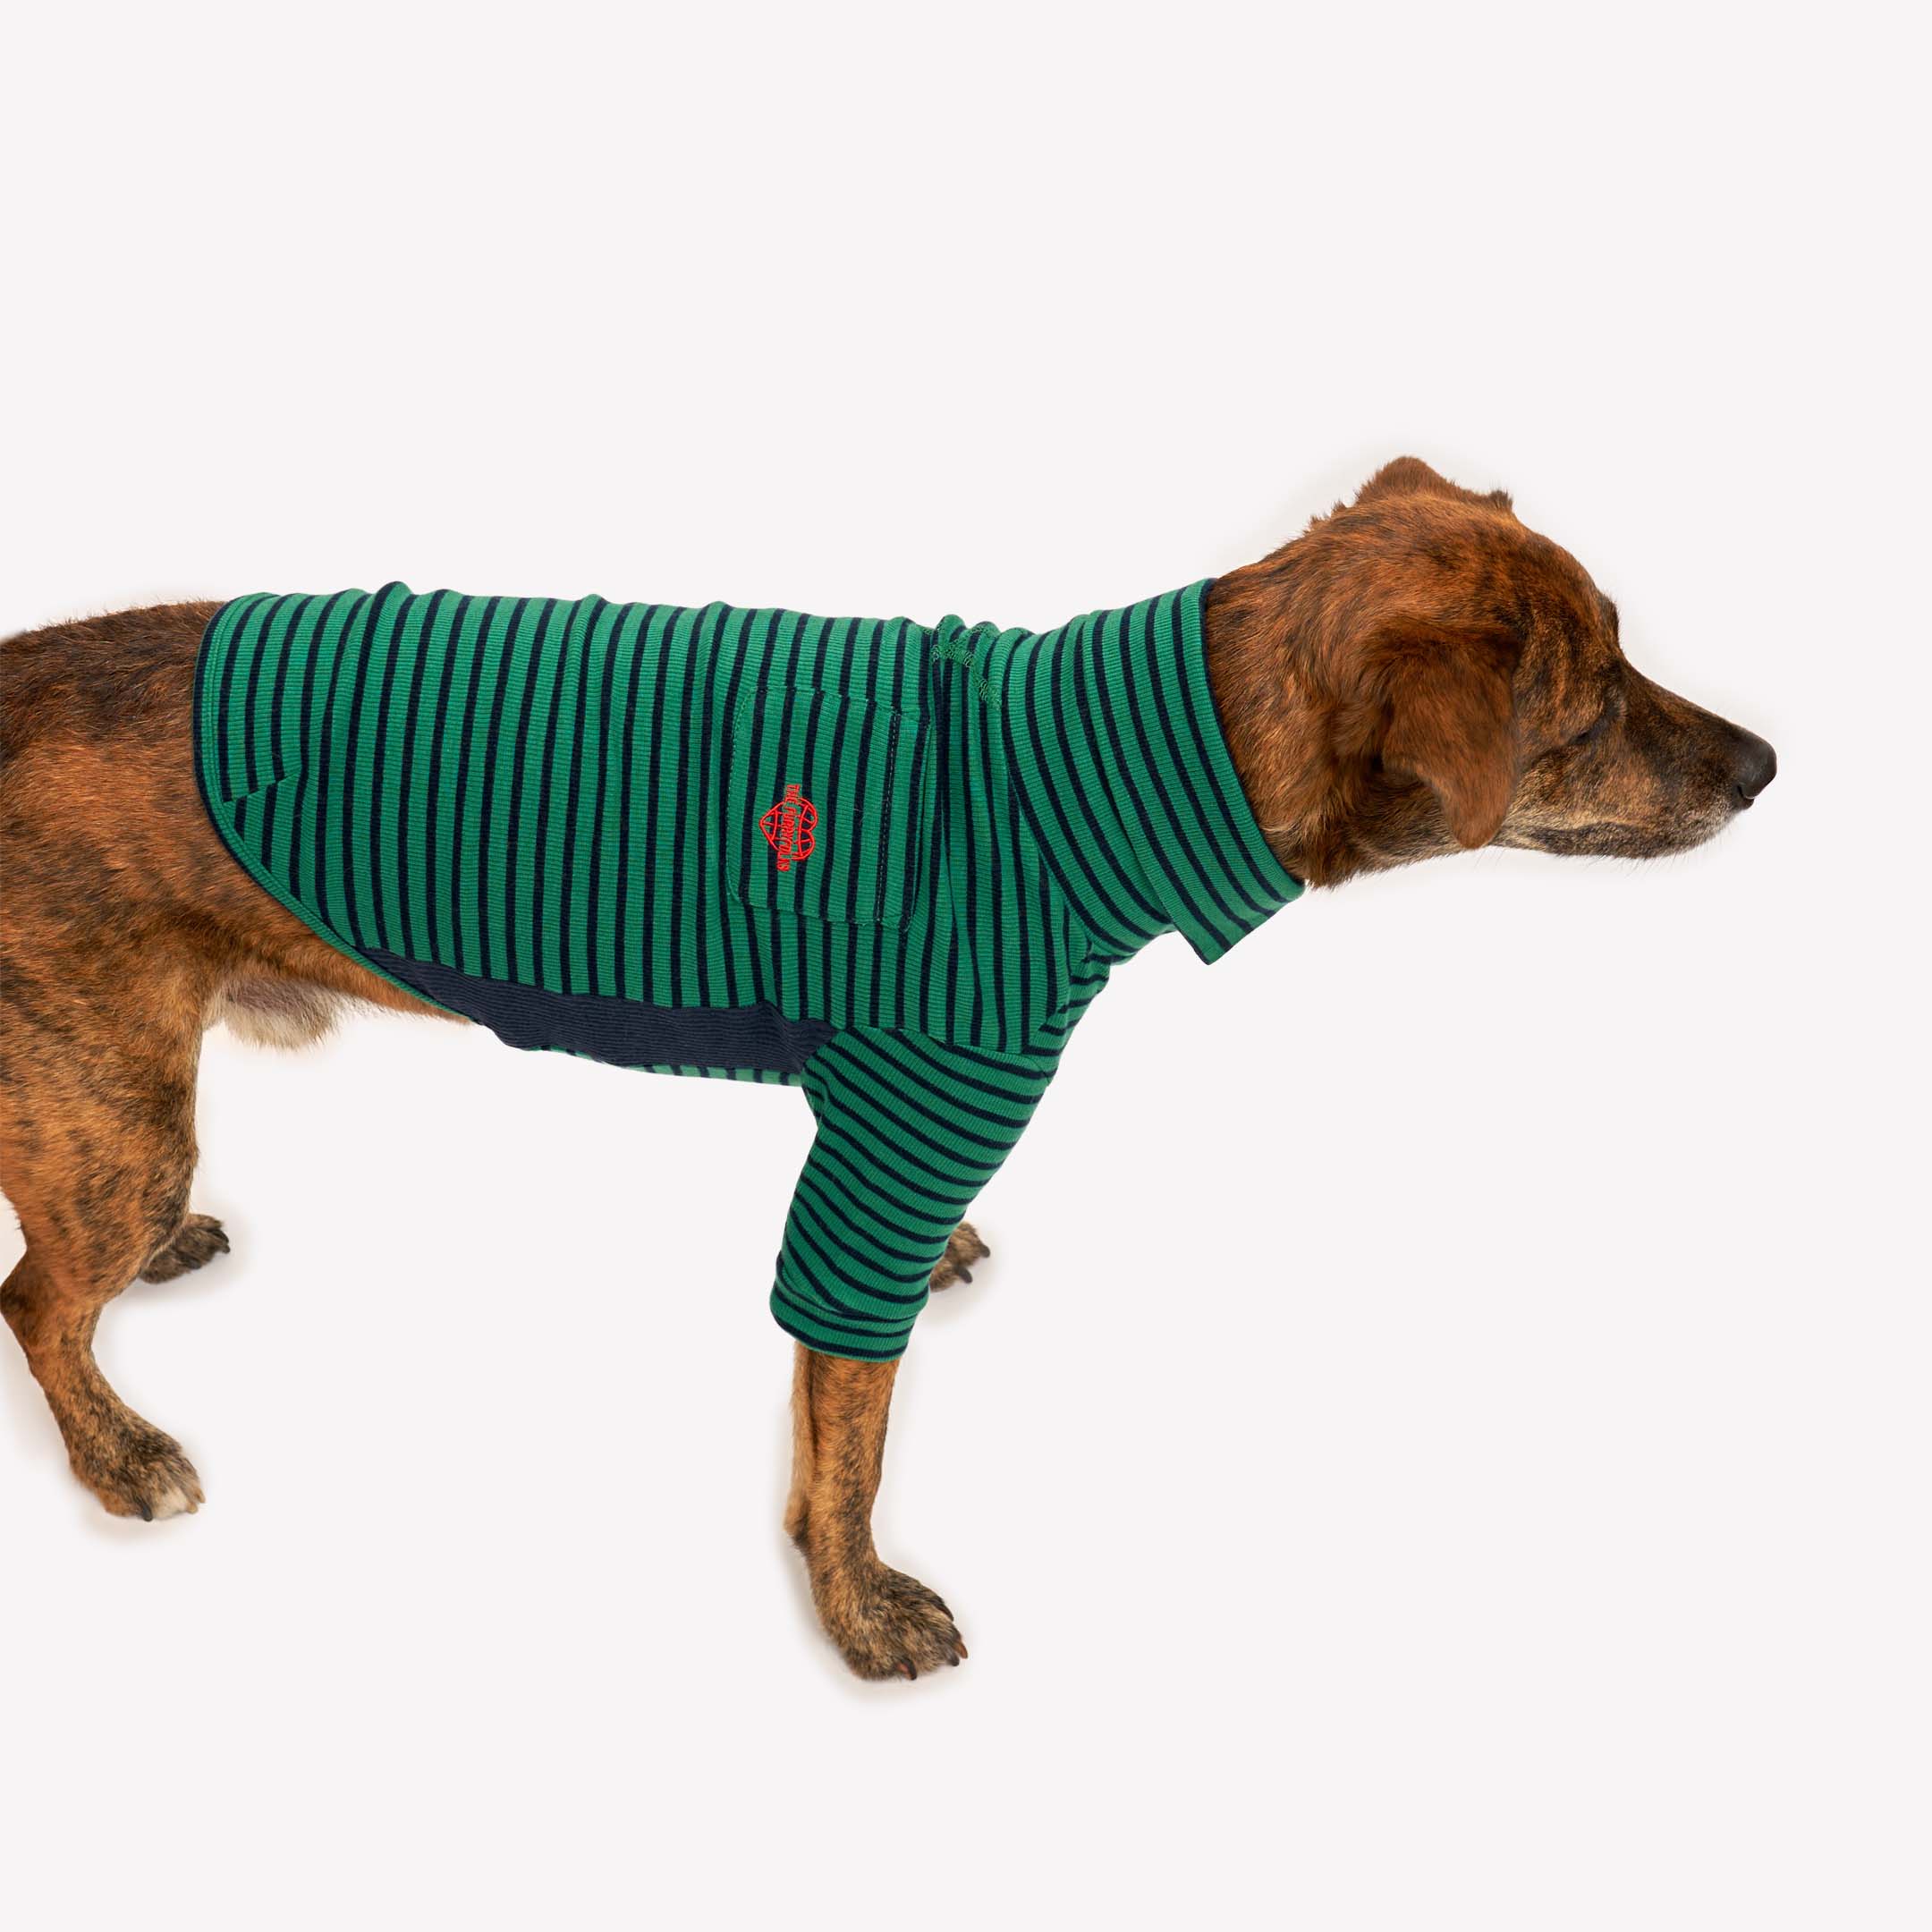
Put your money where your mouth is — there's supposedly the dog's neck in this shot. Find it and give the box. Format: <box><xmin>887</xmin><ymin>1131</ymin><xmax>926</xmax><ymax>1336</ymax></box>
<box><xmin>1205</xmin><ymin>547</ymin><xmax>1434</xmax><ymax>890</ymax></box>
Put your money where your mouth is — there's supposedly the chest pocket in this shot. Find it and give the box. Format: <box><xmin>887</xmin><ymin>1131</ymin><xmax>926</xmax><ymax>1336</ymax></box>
<box><xmin>726</xmin><ymin>682</ymin><xmax>929</xmax><ymax>926</ymax></box>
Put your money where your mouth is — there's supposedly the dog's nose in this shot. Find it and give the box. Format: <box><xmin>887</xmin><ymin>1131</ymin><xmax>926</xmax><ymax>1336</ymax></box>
<box><xmin>1731</xmin><ymin>730</ymin><xmax>1776</xmax><ymax>806</ymax></box>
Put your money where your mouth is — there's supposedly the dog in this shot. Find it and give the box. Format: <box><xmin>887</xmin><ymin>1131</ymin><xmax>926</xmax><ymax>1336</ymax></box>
<box><xmin>0</xmin><ymin>458</ymin><xmax>1775</xmax><ymax>1678</ymax></box>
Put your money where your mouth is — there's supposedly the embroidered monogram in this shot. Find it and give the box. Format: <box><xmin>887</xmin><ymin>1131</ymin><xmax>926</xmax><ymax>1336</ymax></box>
<box><xmin>759</xmin><ymin>784</ymin><xmax>817</xmax><ymax>872</ymax></box>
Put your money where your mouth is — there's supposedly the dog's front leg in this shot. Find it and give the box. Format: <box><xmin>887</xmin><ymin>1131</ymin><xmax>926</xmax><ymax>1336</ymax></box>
<box><xmin>785</xmin><ymin>1344</ymin><xmax>966</xmax><ymax>1680</ymax></box>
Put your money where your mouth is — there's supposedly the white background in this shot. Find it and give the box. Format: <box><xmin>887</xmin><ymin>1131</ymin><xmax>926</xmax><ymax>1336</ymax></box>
<box><xmin>3</xmin><ymin>4</ymin><xmax>1925</xmax><ymax>1927</ymax></box>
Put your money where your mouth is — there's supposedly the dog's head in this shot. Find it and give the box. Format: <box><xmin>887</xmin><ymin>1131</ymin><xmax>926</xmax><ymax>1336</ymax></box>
<box><xmin>1208</xmin><ymin>457</ymin><xmax>1775</xmax><ymax>885</ymax></box>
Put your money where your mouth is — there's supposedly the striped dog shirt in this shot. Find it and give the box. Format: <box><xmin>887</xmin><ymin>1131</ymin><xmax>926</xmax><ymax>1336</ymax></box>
<box><xmin>194</xmin><ymin>580</ymin><xmax>1301</xmax><ymax>1358</ymax></box>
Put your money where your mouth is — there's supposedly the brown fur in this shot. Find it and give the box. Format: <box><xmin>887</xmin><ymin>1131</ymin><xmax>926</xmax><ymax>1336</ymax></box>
<box><xmin>0</xmin><ymin>461</ymin><xmax>1773</xmax><ymax>1658</ymax></box>
<box><xmin>928</xmin><ymin>1220</ymin><xmax>989</xmax><ymax>1292</ymax></box>
<box><xmin>786</xmin><ymin>1348</ymin><xmax>966</xmax><ymax>1679</ymax></box>
<box><xmin>1206</xmin><ymin>458</ymin><xmax>1773</xmax><ymax>882</ymax></box>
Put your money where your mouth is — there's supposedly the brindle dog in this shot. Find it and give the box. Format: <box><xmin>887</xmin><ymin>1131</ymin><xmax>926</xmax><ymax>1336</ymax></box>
<box><xmin>0</xmin><ymin>459</ymin><xmax>1774</xmax><ymax>1679</ymax></box>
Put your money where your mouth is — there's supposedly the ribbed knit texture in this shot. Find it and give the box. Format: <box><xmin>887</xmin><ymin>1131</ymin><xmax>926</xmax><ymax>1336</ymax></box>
<box><xmin>197</xmin><ymin>580</ymin><xmax>1300</xmax><ymax>1358</ymax></box>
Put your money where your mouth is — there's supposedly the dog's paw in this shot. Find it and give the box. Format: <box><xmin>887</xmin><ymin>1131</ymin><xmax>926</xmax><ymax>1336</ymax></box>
<box><xmin>140</xmin><ymin>1213</ymin><xmax>231</xmax><ymax>1284</ymax></box>
<box><xmin>929</xmin><ymin>1220</ymin><xmax>990</xmax><ymax>1292</ymax></box>
<box><xmin>822</xmin><ymin>1563</ymin><xmax>968</xmax><ymax>1681</ymax></box>
<box><xmin>72</xmin><ymin>1420</ymin><xmax>204</xmax><ymax>1521</ymax></box>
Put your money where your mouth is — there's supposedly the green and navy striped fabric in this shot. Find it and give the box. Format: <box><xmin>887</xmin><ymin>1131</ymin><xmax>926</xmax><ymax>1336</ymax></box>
<box><xmin>195</xmin><ymin>580</ymin><xmax>1300</xmax><ymax>1358</ymax></box>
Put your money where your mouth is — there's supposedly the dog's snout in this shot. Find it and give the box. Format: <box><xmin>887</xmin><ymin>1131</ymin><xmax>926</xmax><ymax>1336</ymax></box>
<box><xmin>1730</xmin><ymin>729</ymin><xmax>1777</xmax><ymax>807</ymax></box>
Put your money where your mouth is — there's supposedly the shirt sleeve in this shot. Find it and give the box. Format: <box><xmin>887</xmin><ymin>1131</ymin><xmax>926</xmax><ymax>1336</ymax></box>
<box><xmin>767</xmin><ymin>1027</ymin><xmax>1064</xmax><ymax>1360</ymax></box>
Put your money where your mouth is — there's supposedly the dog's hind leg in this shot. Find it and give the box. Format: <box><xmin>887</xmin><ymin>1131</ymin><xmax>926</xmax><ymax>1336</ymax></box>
<box><xmin>928</xmin><ymin>1221</ymin><xmax>990</xmax><ymax>1291</ymax></box>
<box><xmin>0</xmin><ymin>956</ymin><xmax>211</xmax><ymax>1520</ymax></box>
<box><xmin>139</xmin><ymin>1213</ymin><xmax>232</xmax><ymax>1283</ymax></box>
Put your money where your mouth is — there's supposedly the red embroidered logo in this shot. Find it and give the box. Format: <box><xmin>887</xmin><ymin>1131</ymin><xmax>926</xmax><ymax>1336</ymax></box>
<box><xmin>759</xmin><ymin>783</ymin><xmax>818</xmax><ymax>872</ymax></box>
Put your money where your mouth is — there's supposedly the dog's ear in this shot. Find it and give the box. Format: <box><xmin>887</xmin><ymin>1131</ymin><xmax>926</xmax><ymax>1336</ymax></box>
<box><xmin>1375</xmin><ymin>622</ymin><xmax>1522</xmax><ymax>849</ymax></box>
<box><xmin>1356</xmin><ymin>457</ymin><xmax>1513</xmax><ymax>514</ymax></box>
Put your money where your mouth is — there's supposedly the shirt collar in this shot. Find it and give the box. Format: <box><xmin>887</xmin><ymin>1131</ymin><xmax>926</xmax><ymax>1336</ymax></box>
<box><xmin>975</xmin><ymin>579</ymin><xmax>1302</xmax><ymax>962</ymax></box>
